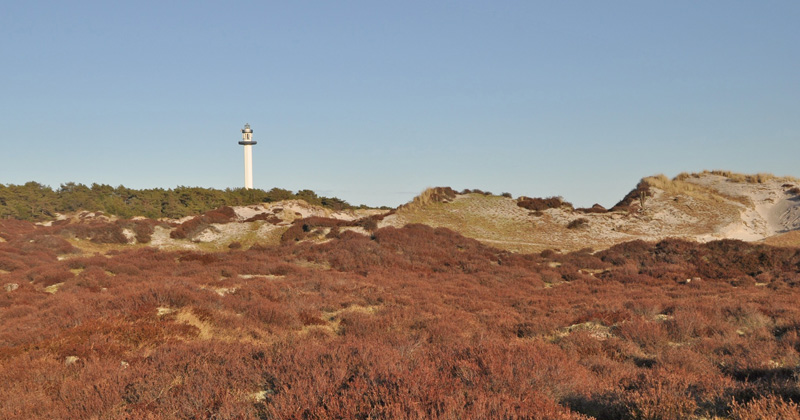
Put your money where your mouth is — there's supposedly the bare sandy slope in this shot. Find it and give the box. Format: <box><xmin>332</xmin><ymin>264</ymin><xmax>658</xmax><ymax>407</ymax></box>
<box><xmin>150</xmin><ymin>200</ymin><xmax>383</xmax><ymax>251</ymax></box>
<box><xmin>685</xmin><ymin>174</ymin><xmax>800</xmax><ymax>240</ymax></box>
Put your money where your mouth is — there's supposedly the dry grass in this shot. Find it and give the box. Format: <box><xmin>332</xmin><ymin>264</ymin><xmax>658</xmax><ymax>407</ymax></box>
<box><xmin>66</xmin><ymin>238</ymin><xmax>148</xmax><ymax>256</ymax></box>
<box><xmin>300</xmin><ymin>304</ymin><xmax>384</xmax><ymax>336</ymax></box>
<box><xmin>176</xmin><ymin>309</ymin><xmax>214</xmax><ymax>340</ymax></box>
<box><xmin>644</xmin><ymin>174</ymin><xmax>706</xmax><ymax>195</ymax></box>
<box><xmin>395</xmin><ymin>193</ymin><xmax>548</xmax><ymax>252</ymax></box>
<box><xmin>763</xmin><ymin>230</ymin><xmax>800</xmax><ymax>248</ymax></box>
<box><xmin>399</xmin><ymin>187</ymin><xmax>458</xmax><ymax>212</ymax></box>
<box><xmin>686</xmin><ymin>170</ymin><xmax>800</xmax><ymax>185</ymax></box>
<box><xmin>44</xmin><ymin>282</ymin><xmax>63</xmax><ymax>294</ymax></box>
<box><xmin>644</xmin><ymin>174</ymin><xmax>752</xmax><ymax>207</ymax></box>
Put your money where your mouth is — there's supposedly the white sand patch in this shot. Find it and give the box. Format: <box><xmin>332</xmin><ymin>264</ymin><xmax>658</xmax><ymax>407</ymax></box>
<box><xmin>122</xmin><ymin>228</ymin><xmax>136</xmax><ymax>244</ymax></box>
<box><xmin>256</xmin><ymin>223</ymin><xmax>283</xmax><ymax>236</ymax></box>
<box><xmin>774</xmin><ymin>195</ymin><xmax>800</xmax><ymax>232</ymax></box>
<box><xmin>232</xmin><ymin>200</ymin><xmax>374</xmax><ymax>224</ymax></box>
<box><xmin>233</xmin><ymin>204</ymin><xmax>269</xmax><ymax>221</ymax></box>
<box><xmin>77</xmin><ymin>211</ymin><xmax>115</xmax><ymax>222</ymax></box>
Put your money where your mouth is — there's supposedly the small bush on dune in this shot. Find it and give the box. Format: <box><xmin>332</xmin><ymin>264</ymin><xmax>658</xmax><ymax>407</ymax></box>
<box><xmin>401</xmin><ymin>187</ymin><xmax>458</xmax><ymax>211</ymax></box>
<box><xmin>610</xmin><ymin>179</ymin><xmax>652</xmax><ymax>212</ymax></box>
<box><xmin>87</xmin><ymin>223</ymin><xmax>127</xmax><ymax>244</ymax></box>
<box><xmin>518</xmin><ymin>196</ymin><xmax>573</xmax><ymax>211</ymax></box>
<box><xmin>354</xmin><ymin>216</ymin><xmax>379</xmax><ymax>231</ymax></box>
<box><xmin>244</xmin><ymin>213</ymin><xmax>281</xmax><ymax>223</ymax></box>
<box><xmin>280</xmin><ymin>217</ymin><xmax>348</xmax><ymax>244</ymax></box>
<box><xmin>567</xmin><ymin>218</ymin><xmax>589</xmax><ymax>230</ymax></box>
<box><xmin>130</xmin><ymin>219</ymin><xmax>157</xmax><ymax>243</ymax></box>
<box><xmin>576</xmin><ymin>204</ymin><xmax>607</xmax><ymax>214</ymax></box>
<box><xmin>170</xmin><ymin>216</ymin><xmax>208</xmax><ymax>239</ymax></box>
<box><xmin>170</xmin><ymin>206</ymin><xmax>236</xmax><ymax>240</ymax></box>
<box><xmin>203</xmin><ymin>206</ymin><xmax>236</xmax><ymax>224</ymax></box>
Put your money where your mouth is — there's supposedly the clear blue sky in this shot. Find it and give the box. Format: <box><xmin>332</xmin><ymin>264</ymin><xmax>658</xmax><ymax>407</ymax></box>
<box><xmin>2</xmin><ymin>1</ymin><xmax>798</xmax><ymax>207</ymax></box>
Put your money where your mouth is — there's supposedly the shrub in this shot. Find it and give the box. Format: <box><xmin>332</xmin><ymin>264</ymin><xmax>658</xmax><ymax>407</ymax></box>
<box><xmin>244</xmin><ymin>213</ymin><xmax>281</xmax><ymax>223</ymax></box>
<box><xmin>611</xmin><ymin>179</ymin><xmax>652</xmax><ymax>212</ymax></box>
<box><xmin>621</xmin><ymin>369</ymin><xmax>700</xmax><ymax>420</ymax></box>
<box><xmin>26</xmin><ymin>266</ymin><xmax>74</xmax><ymax>286</ymax></box>
<box><xmin>280</xmin><ymin>217</ymin><xmax>347</xmax><ymax>244</ymax></box>
<box><xmin>401</xmin><ymin>187</ymin><xmax>458</xmax><ymax>211</ymax></box>
<box><xmin>576</xmin><ymin>204</ymin><xmax>607</xmax><ymax>214</ymax></box>
<box><xmin>6</xmin><ymin>221</ymin><xmax>800</xmax><ymax>419</ymax></box>
<box><xmin>567</xmin><ymin>218</ymin><xmax>589</xmax><ymax>230</ymax></box>
<box><xmin>130</xmin><ymin>219</ymin><xmax>157</xmax><ymax>243</ymax></box>
<box><xmin>355</xmin><ymin>216</ymin><xmax>379</xmax><ymax>232</ymax></box>
<box><xmin>616</xmin><ymin>318</ymin><xmax>668</xmax><ymax>352</ymax></box>
<box><xmin>541</xmin><ymin>249</ymin><xmax>558</xmax><ymax>259</ymax></box>
<box><xmin>14</xmin><ymin>234</ymin><xmax>78</xmax><ymax>253</ymax></box>
<box><xmin>203</xmin><ymin>206</ymin><xmax>236</xmax><ymax>224</ymax></box>
<box><xmin>729</xmin><ymin>395</ymin><xmax>800</xmax><ymax>420</ymax></box>
<box><xmin>517</xmin><ymin>196</ymin><xmax>573</xmax><ymax>211</ymax></box>
<box><xmin>170</xmin><ymin>206</ymin><xmax>236</xmax><ymax>240</ymax></box>
<box><xmin>170</xmin><ymin>216</ymin><xmax>208</xmax><ymax>240</ymax></box>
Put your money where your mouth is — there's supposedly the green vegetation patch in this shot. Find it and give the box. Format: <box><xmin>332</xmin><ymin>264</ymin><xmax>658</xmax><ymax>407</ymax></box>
<box><xmin>0</xmin><ymin>182</ymin><xmax>366</xmax><ymax>221</ymax></box>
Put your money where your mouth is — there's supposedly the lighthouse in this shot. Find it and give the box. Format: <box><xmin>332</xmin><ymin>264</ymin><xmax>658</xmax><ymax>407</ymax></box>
<box><xmin>238</xmin><ymin>123</ymin><xmax>257</xmax><ymax>189</ymax></box>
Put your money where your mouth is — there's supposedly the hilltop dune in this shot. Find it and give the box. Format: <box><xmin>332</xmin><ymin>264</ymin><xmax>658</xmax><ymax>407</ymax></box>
<box><xmin>380</xmin><ymin>171</ymin><xmax>800</xmax><ymax>253</ymax></box>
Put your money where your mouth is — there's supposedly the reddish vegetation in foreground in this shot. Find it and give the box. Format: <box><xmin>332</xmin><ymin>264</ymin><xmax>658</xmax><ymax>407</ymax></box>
<box><xmin>1</xmin><ymin>219</ymin><xmax>800</xmax><ymax>419</ymax></box>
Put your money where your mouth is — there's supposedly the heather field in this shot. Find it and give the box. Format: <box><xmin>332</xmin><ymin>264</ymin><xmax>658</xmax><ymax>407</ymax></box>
<box><xmin>2</xmin><ymin>218</ymin><xmax>800</xmax><ymax>419</ymax></box>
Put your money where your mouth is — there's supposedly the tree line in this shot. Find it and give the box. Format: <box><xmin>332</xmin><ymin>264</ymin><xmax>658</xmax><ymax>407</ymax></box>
<box><xmin>0</xmin><ymin>181</ymin><xmax>366</xmax><ymax>221</ymax></box>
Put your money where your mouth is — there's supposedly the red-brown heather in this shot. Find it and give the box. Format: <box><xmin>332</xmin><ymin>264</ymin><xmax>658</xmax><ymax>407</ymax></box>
<box><xmin>2</xmin><ymin>217</ymin><xmax>800</xmax><ymax>419</ymax></box>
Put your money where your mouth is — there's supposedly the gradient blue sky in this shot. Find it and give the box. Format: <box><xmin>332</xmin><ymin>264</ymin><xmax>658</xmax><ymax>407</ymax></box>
<box><xmin>2</xmin><ymin>1</ymin><xmax>799</xmax><ymax>207</ymax></box>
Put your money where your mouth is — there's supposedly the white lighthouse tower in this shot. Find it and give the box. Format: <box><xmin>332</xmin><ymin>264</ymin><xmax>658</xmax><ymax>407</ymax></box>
<box><xmin>238</xmin><ymin>123</ymin><xmax>257</xmax><ymax>189</ymax></box>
